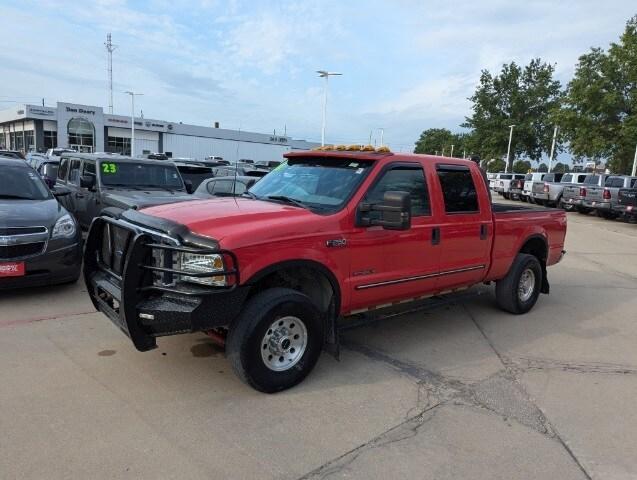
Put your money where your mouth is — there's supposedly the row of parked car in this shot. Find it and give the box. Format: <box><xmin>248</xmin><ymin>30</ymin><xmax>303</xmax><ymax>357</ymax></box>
<box><xmin>0</xmin><ymin>151</ymin><xmax>278</xmax><ymax>289</ymax></box>
<box><xmin>488</xmin><ymin>171</ymin><xmax>637</xmax><ymax>221</ymax></box>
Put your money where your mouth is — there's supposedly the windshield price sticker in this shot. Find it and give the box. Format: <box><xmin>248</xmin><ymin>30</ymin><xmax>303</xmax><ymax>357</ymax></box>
<box><xmin>102</xmin><ymin>163</ymin><xmax>118</xmax><ymax>174</ymax></box>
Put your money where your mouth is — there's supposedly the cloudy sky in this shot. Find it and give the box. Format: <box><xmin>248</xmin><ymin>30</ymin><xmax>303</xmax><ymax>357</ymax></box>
<box><xmin>1</xmin><ymin>0</ymin><xmax>635</xmax><ymax>151</ymax></box>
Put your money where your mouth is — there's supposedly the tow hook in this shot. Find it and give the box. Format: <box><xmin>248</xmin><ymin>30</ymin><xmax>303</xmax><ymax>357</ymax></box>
<box><xmin>205</xmin><ymin>328</ymin><xmax>227</xmax><ymax>348</ymax></box>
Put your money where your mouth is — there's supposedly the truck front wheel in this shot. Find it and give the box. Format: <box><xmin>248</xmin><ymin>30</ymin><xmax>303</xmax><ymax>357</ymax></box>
<box><xmin>495</xmin><ymin>254</ymin><xmax>542</xmax><ymax>314</ymax></box>
<box><xmin>226</xmin><ymin>288</ymin><xmax>325</xmax><ymax>393</ymax></box>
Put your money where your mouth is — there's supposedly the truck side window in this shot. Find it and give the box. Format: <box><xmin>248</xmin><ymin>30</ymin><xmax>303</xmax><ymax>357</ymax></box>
<box><xmin>436</xmin><ymin>166</ymin><xmax>479</xmax><ymax>213</ymax></box>
<box><xmin>364</xmin><ymin>166</ymin><xmax>430</xmax><ymax>216</ymax></box>
<box><xmin>83</xmin><ymin>161</ymin><xmax>96</xmax><ymax>178</ymax></box>
<box><xmin>58</xmin><ymin>157</ymin><xmax>70</xmax><ymax>182</ymax></box>
<box><xmin>68</xmin><ymin>159</ymin><xmax>82</xmax><ymax>186</ymax></box>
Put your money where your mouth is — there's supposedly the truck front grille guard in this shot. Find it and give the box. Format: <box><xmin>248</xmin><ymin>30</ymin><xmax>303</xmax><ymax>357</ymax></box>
<box><xmin>94</xmin><ymin>217</ymin><xmax>239</xmax><ymax>298</ymax></box>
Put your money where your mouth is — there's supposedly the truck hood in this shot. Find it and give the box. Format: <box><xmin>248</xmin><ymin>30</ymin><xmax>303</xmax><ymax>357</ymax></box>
<box><xmin>140</xmin><ymin>197</ymin><xmax>329</xmax><ymax>247</ymax></box>
<box><xmin>0</xmin><ymin>198</ymin><xmax>65</xmax><ymax>228</ymax></box>
<box><xmin>102</xmin><ymin>190</ymin><xmax>193</xmax><ymax>210</ymax></box>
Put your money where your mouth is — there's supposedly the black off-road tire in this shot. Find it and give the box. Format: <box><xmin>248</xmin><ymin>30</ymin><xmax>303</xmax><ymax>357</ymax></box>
<box><xmin>226</xmin><ymin>288</ymin><xmax>324</xmax><ymax>393</ymax></box>
<box><xmin>495</xmin><ymin>254</ymin><xmax>543</xmax><ymax>315</ymax></box>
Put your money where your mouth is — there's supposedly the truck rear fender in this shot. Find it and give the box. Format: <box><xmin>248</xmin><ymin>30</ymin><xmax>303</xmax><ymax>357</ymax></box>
<box><xmin>244</xmin><ymin>260</ymin><xmax>342</xmax><ymax>357</ymax></box>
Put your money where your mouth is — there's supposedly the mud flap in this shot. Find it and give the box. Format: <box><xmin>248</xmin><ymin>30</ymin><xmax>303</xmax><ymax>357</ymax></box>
<box><xmin>541</xmin><ymin>263</ymin><xmax>550</xmax><ymax>294</ymax></box>
<box><xmin>323</xmin><ymin>297</ymin><xmax>340</xmax><ymax>360</ymax></box>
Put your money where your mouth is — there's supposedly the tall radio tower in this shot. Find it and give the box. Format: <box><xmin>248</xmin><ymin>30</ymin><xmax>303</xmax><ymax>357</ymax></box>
<box><xmin>105</xmin><ymin>33</ymin><xmax>117</xmax><ymax>114</ymax></box>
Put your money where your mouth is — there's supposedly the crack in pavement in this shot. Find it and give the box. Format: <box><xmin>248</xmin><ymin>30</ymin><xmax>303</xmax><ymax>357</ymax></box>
<box><xmin>463</xmin><ymin>303</ymin><xmax>593</xmax><ymax>480</ymax></box>
<box><xmin>299</xmin><ymin>403</ymin><xmax>443</xmax><ymax>480</ymax></box>
<box><xmin>511</xmin><ymin>356</ymin><xmax>637</xmax><ymax>376</ymax></box>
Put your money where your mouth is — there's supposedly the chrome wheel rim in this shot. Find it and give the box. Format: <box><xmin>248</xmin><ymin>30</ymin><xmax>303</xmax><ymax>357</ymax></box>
<box><xmin>518</xmin><ymin>268</ymin><xmax>535</xmax><ymax>302</ymax></box>
<box><xmin>260</xmin><ymin>316</ymin><xmax>308</xmax><ymax>372</ymax></box>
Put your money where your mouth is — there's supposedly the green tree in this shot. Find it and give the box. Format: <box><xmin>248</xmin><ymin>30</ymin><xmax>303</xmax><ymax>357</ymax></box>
<box><xmin>486</xmin><ymin>158</ymin><xmax>506</xmax><ymax>172</ymax></box>
<box><xmin>414</xmin><ymin>128</ymin><xmax>476</xmax><ymax>157</ymax></box>
<box><xmin>463</xmin><ymin>59</ymin><xmax>563</xmax><ymax>164</ymax></box>
<box><xmin>512</xmin><ymin>160</ymin><xmax>532</xmax><ymax>173</ymax></box>
<box><xmin>414</xmin><ymin>128</ymin><xmax>454</xmax><ymax>155</ymax></box>
<box><xmin>538</xmin><ymin>163</ymin><xmax>548</xmax><ymax>172</ymax></box>
<box><xmin>558</xmin><ymin>16</ymin><xmax>637</xmax><ymax>173</ymax></box>
<box><xmin>553</xmin><ymin>162</ymin><xmax>570</xmax><ymax>173</ymax></box>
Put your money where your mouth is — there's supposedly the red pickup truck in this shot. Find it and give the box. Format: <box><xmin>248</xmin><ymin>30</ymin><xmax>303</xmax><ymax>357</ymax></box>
<box><xmin>84</xmin><ymin>149</ymin><xmax>567</xmax><ymax>392</ymax></box>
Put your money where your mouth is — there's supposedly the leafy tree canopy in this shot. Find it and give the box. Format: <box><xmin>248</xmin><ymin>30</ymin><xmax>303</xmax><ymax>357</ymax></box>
<box><xmin>463</xmin><ymin>58</ymin><xmax>563</xmax><ymax>163</ymax></box>
<box><xmin>557</xmin><ymin>16</ymin><xmax>637</xmax><ymax>173</ymax></box>
<box><xmin>512</xmin><ymin>160</ymin><xmax>532</xmax><ymax>174</ymax></box>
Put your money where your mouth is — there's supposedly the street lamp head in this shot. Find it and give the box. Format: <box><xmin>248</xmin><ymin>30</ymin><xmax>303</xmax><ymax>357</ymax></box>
<box><xmin>509</xmin><ymin>124</ymin><xmax>516</xmax><ymax>128</ymax></box>
<box><xmin>317</xmin><ymin>70</ymin><xmax>342</xmax><ymax>77</ymax></box>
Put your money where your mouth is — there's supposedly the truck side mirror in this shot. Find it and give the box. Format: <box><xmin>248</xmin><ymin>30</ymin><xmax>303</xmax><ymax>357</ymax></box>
<box><xmin>52</xmin><ymin>185</ymin><xmax>71</xmax><ymax>197</ymax></box>
<box><xmin>184</xmin><ymin>180</ymin><xmax>194</xmax><ymax>194</ymax></box>
<box><xmin>80</xmin><ymin>175</ymin><xmax>96</xmax><ymax>190</ymax></box>
<box><xmin>358</xmin><ymin>191</ymin><xmax>412</xmax><ymax>230</ymax></box>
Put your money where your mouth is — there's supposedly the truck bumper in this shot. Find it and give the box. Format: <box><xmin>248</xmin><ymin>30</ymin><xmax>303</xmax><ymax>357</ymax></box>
<box><xmin>583</xmin><ymin>200</ymin><xmax>611</xmax><ymax>210</ymax></box>
<box><xmin>613</xmin><ymin>204</ymin><xmax>637</xmax><ymax>217</ymax></box>
<box><xmin>564</xmin><ymin>197</ymin><xmax>583</xmax><ymax>207</ymax></box>
<box><xmin>532</xmin><ymin>193</ymin><xmax>549</xmax><ymax>201</ymax></box>
<box><xmin>84</xmin><ymin>217</ymin><xmax>247</xmax><ymax>351</ymax></box>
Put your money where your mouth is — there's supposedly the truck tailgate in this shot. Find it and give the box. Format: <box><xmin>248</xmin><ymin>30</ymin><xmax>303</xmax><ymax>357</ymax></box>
<box><xmin>531</xmin><ymin>182</ymin><xmax>545</xmax><ymax>194</ymax></box>
<box><xmin>584</xmin><ymin>186</ymin><xmax>604</xmax><ymax>202</ymax></box>
<box><xmin>617</xmin><ymin>188</ymin><xmax>637</xmax><ymax>207</ymax></box>
<box><xmin>562</xmin><ymin>185</ymin><xmax>580</xmax><ymax>200</ymax></box>
<box><xmin>486</xmin><ymin>207</ymin><xmax>567</xmax><ymax>281</ymax></box>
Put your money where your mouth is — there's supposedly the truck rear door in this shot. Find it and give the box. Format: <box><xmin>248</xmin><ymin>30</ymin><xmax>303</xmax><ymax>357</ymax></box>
<box><xmin>347</xmin><ymin>162</ymin><xmax>440</xmax><ymax>311</ymax></box>
<box><xmin>432</xmin><ymin>164</ymin><xmax>492</xmax><ymax>290</ymax></box>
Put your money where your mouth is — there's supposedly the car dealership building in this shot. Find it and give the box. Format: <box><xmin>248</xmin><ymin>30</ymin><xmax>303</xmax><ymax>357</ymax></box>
<box><xmin>0</xmin><ymin>101</ymin><xmax>319</xmax><ymax>161</ymax></box>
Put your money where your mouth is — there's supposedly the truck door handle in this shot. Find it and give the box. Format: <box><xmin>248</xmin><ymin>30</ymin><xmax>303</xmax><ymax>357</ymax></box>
<box><xmin>431</xmin><ymin>227</ymin><xmax>440</xmax><ymax>245</ymax></box>
<box><xmin>480</xmin><ymin>224</ymin><xmax>488</xmax><ymax>240</ymax></box>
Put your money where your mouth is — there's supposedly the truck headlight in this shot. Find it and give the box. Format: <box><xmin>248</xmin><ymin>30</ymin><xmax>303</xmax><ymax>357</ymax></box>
<box><xmin>180</xmin><ymin>253</ymin><xmax>226</xmax><ymax>286</ymax></box>
<box><xmin>52</xmin><ymin>213</ymin><xmax>76</xmax><ymax>239</ymax></box>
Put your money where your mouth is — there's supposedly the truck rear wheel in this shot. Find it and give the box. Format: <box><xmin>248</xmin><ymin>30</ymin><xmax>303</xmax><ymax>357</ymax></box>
<box><xmin>226</xmin><ymin>288</ymin><xmax>324</xmax><ymax>393</ymax></box>
<box><xmin>495</xmin><ymin>254</ymin><xmax>542</xmax><ymax>314</ymax></box>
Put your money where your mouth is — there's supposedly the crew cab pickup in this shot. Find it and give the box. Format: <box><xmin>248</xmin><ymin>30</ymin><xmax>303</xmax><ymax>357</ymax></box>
<box><xmin>55</xmin><ymin>153</ymin><xmax>195</xmax><ymax>229</ymax></box>
<box><xmin>582</xmin><ymin>175</ymin><xmax>637</xmax><ymax>219</ymax></box>
<box><xmin>84</xmin><ymin>150</ymin><xmax>567</xmax><ymax>392</ymax></box>
<box><xmin>561</xmin><ymin>174</ymin><xmax>609</xmax><ymax>214</ymax></box>
<box><xmin>529</xmin><ymin>173</ymin><xmax>564</xmax><ymax>206</ymax></box>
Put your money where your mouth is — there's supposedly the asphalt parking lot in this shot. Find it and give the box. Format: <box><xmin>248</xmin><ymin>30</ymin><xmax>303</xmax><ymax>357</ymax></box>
<box><xmin>2</xmin><ymin>202</ymin><xmax>637</xmax><ymax>480</ymax></box>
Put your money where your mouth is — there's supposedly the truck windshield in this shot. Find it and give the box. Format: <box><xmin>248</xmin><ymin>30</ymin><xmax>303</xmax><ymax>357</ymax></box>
<box><xmin>1</xmin><ymin>165</ymin><xmax>51</xmax><ymax>200</ymax></box>
<box><xmin>248</xmin><ymin>157</ymin><xmax>374</xmax><ymax>212</ymax></box>
<box><xmin>99</xmin><ymin>162</ymin><xmax>184</xmax><ymax>190</ymax></box>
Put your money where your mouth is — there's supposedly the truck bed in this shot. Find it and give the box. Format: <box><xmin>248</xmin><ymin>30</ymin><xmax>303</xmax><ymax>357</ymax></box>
<box><xmin>487</xmin><ymin>205</ymin><xmax>567</xmax><ymax>281</ymax></box>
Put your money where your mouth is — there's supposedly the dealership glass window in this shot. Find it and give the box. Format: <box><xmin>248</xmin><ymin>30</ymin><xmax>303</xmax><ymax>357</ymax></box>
<box><xmin>106</xmin><ymin>136</ymin><xmax>131</xmax><ymax>155</ymax></box>
<box><xmin>67</xmin><ymin>118</ymin><xmax>95</xmax><ymax>148</ymax></box>
<box><xmin>24</xmin><ymin>130</ymin><xmax>34</xmax><ymax>152</ymax></box>
<box><xmin>44</xmin><ymin>130</ymin><xmax>57</xmax><ymax>149</ymax></box>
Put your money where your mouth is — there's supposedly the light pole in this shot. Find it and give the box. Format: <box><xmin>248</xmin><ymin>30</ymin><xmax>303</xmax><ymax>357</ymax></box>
<box><xmin>505</xmin><ymin>124</ymin><xmax>515</xmax><ymax>173</ymax></box>
<box><xmin>632</xmin><ymin>143</ymin><xmax>637</xmax><ymax>177</ymax></box>
<box><xmin>124</xmin><ymin>91</ymin><xmax>143</xmax><ymax>157</ymax></box>
<box><xmin>378</xmin><ymin>127</ymin><xmax>385</xmax><ymax>146</ymax></box>
<box><xmin>450</xmin><ymin>144</ymin><xmax>455</xmax><ymax>158</ymax></box>
<box><xmin>548</xmin><ymin>125</ymin><xmax>558</xmax><ymax>172</ymax></box>
<box><xmin>316</xmin><ymin>70</ymin><xmax>342</xmax><ymax>146</ymax></box>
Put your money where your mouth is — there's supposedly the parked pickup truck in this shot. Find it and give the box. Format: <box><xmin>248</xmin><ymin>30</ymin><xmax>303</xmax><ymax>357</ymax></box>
<box><xmin>84</xmin><ymin>149</ymin><xmax>567</xmax><ymax>392</ymax></box>
<box><xmin>615</xmin><ymin>183</ymin><xmax>637</xmax><ymax>221</ymax></box>
<box><xmin>522</xmin><ymin>173</ymin><xmax>546</xmax><ymax>203</ymax></box>
<box><xmin>496</xmin><ymin>174</ymin><xmax>526</xmax><ymax>199</ymax></box>
<box><xmin>529</xmin><ymin>173</ymin><xmax>564</xmax><ymax>206</ymax></box>
<box><xmin>55</xmin><ymin>153</ymin><xmax>195</xmax><ymax>230</ymax></box>
<box><xmin>582</xmin><ymin>175</ymin><xmax>637</xmax><ymax>219</ymax></box>
<box><xmin>561</xmin><ymin>174</ymin><xmax>609</xmax><ymax>214</ymax></box>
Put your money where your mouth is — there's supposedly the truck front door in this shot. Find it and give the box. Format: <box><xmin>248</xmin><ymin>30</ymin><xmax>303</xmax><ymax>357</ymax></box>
<box><xmin>77</xmin><ymin>159</ymin><xmax>100</xmax><ymax>228</ymax></box>
<box><xmin>347</xmin><ymin>163</ymin><xmax>441</xmax><ymax>312</ymax></box>
<box><xmin>432</xmin><ymin>164</ymin><xmax>492</xmax><ymax>290</ymax></box>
